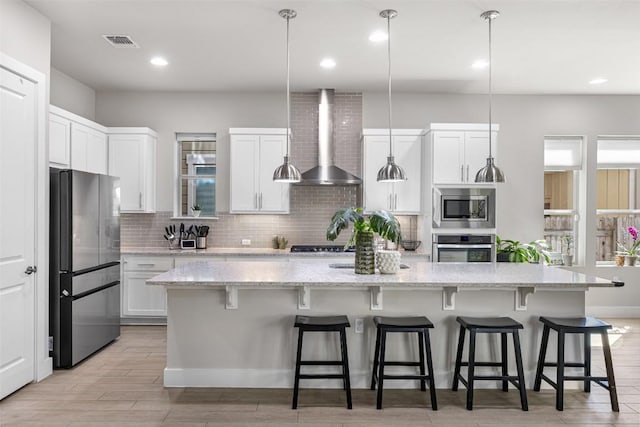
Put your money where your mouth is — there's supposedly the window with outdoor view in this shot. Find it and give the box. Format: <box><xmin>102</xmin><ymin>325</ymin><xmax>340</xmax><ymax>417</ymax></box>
<box><xmin>596</xmin><ymin>138</ymin><xmax>640</xmax><ymax>264</ymax></box>
<box><xmin>176</xmin><ymin>133</ymin><xmax>217</xmax><ymax>218</ymax></box>
<box><xmin>543</xmin><ymin>137</ymin><xmax>582</xmax><ymax>265</ymax></box>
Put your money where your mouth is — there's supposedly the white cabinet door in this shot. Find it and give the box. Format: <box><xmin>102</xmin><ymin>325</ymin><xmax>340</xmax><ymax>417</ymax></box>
<box><xmin>49</xmin><ymin>113</ymin><xmax>71</xmax><ymax>168</ymax></box>
<box><xmin>122</xmin><ymin>272</ymin><xmax>167</xmax><ymax>317</ymax></box>
<box><xmin>86</xmin><ymin>127</ymin><xmax>107</xmax><ymax>175</ymax></box>
<box><xmin>259</xmin><ymin>135</ymin><xmax>289</xmax><ymax>213</ymax></box>
<box><xmin>464</xmin><ymin>131</ymin><xmax>496</xmax><ymax>183</ymax></box>
<box><xmin>230</xmin><ymin>134</ymin><xmax>259</xmax><ymax>212</ymax></box>
<box><xmin>363</xmin><ymin>135</ymin><xmax>393</xmax><ymax>212</ymax></box>
<box><xmin>108</xmin><ymin>131</ymin><xmax>156</xmax><ymax>213</ymax></box>
<box><xmin>432</xmin><ymin>131</ymin><xmax>464</xmax><ymax>184</ymax></box>
<box><xmin>393</xmin><ymin>135</ymin><xmax>421</xmax><ymax>213</ymax></box>
<box><xmin>230</xmin><ymin>131</ymin><xmax>290</xmax><ymax>213</ymax></box>
<box><xmin>109</xmin><ymin>134</ymin><xmax>144</xmax><ymax>211</ymax></box>
<box><xmin>71</xmin><ymin>122</ymin><xmax>89</xmax><ymax>172</ymax></box>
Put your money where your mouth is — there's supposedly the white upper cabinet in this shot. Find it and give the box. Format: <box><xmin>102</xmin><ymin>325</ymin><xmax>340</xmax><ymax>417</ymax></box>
<box><xmin>362</xmin><ymin>129</ymin><xmax>423</xmax><ymax>214</ymax></box>
<box><xmin>428</xmin><ymin>123</ymin><xmax>498</xmax><ymax>184</ymax></box>
<box><xmin>108</xmin><ymin>127</ymin><xmax>157</xmax><ymax>213</ymax></box>
<box><xmin>49</xmin><ymin>105</ymin><xmax>107</xmax><ymax>173</ymax></box>
<box><xmin>229</xmin><ymin>128</ymin><xmax>290</xmax><ymax>214</ymax></box>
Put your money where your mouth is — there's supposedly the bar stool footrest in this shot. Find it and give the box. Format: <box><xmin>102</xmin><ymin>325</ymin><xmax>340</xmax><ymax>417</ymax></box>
<box><xmin>300</xmin><ymin>361</ymin><xmax>343</xmax><ymax>366</ymax></box>
<box><xmin>299</xmin><ymin>374</ymin><xmax>345</xmax><ymax>380</ymax></box>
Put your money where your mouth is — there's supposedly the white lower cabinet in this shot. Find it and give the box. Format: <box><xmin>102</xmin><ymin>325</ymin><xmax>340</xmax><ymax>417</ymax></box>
<box><xmin>122</xmin><ymin>256</ymin><xmax>173</xmax><ymax>318</ymax></box>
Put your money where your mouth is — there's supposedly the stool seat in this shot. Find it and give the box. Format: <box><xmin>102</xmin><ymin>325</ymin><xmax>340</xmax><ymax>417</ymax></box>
<box><xmin>294</xmin><ymin>315</ymin><xmax>350</xmax><ymax>329</ymax></box>
<box><xmin>540</xmin><ymin>316</ymin><xmax>611</xmax><ymax>331</ymax></box>
<box><xmin>457</xmin><ymin>316</ymin><xmax>523</xmax><ymax>330</ymax></box>
<box><xmin>373</xmin><ymin>316</ymin><xmax>434</xmax><ymax>329</ymax></box>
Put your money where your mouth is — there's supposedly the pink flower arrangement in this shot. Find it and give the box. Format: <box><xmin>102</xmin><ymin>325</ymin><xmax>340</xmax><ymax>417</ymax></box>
<box><xmin>617</xmin><ymin>226</ymin><xmax>640</xmax><ymax>256</ymax></box>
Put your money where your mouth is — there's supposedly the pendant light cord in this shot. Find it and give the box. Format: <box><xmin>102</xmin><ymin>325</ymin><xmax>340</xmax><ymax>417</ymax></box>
<box><xmin>286</xmin><ymin>15</ymin><xmax>291</xmax><ymax>158</ymax></box>
<box><xmin>488</xmin><ymin>14</ymin><xmax>493</xmax><ymax>159</ymax></box>
<box><xmin>387</xmin><ymin>14</ymin><xmax>393</xmax><ymax>158</ymax></box>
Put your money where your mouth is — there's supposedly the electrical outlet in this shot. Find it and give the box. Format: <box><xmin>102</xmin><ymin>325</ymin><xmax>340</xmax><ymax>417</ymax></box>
<box><xmin>355</xmin><ymin>318</ymin><xmax>364</xmax><ymax>334</ymax></box>
<box><xmin>241</xmin><ymin>239</ymin><xmax>251</xmax><ymax>246</ymax></box>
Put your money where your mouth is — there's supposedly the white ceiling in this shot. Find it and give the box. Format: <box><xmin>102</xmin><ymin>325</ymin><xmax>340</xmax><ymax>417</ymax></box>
<box><xmin>26</xmin><ymin>0</ymin><xmax>640</xmax><ymax>94</ymax></box>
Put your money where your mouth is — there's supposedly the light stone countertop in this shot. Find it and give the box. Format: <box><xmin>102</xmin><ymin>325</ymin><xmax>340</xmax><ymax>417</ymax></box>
<box><xmin>147</xmin><ymin>260</ymin><xmax>619</xmax><ymax>289</ymax></box>
<box><xmin>122</xmin><ymin>246</ymin><xmax>428</xmax><ymax>258</ymax></box>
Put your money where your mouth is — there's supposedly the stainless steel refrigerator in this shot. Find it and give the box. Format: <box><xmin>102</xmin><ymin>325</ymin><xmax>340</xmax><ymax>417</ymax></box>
<box><xmin>49</xmin><ymin>168</ymin><xmax>121</xmax><ymax>368</ymax></box>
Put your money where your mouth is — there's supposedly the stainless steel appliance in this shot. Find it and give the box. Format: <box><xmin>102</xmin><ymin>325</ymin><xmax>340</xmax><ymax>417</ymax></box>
<box><xmin>433</xmin><ymin>187</ymin><xmax>495</xmax><ymax>228</ymax></box>
<box><xmin>433</xmin><ymin>234</ymin><xmax>495</xmax><ymax>262</ymax></box>
<box><xmin>49</xmin><ymin>168</ymin><xmax>120</xmax><ymax>368</ymax></box>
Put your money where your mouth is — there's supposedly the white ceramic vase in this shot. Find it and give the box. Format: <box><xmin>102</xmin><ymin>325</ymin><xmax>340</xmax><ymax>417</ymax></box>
<box><xmin>376</xmin><ymin>250</ymin><xmax>401</xmax><ymax>274</ymax></box>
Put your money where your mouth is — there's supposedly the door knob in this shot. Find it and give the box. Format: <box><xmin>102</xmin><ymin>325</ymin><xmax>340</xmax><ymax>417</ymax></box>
<box><xmin>25</xmin><ymin>265</ymin><xmax>37</xmax><ymax>275</ymax></box>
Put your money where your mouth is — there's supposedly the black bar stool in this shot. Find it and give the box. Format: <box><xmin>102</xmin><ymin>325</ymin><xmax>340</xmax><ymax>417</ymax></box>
<box><xmin>533</xmin><ymin>316</ymin><xmax>619</xmax><ymax>412</ymax></box>
<box><xmin>370</xmin><ymin>316</ymin><xmax>437</xmax><ymax>410</ymax></box>
<box><xmin>292</xmin><ymin>315</ymin><xmax>352</xmax><ymax>410</ymax></box>
<box><xmin>452</xmin><ymin>316</ymin><xmax>528</xmax><ymax>411</ymax></box>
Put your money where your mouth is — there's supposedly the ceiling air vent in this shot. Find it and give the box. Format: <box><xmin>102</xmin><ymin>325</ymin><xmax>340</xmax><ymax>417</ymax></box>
<box><xmin>102</xmin><ymin>35</ymin><xmax>139</xmax><ymax>48</ymax></box>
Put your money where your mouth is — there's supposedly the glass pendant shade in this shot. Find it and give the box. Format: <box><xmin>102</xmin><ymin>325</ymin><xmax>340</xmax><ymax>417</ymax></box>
<box><xmin>376</xmin><ymin>9</ymin><xmax>407</xmax><ymax>183</ymax></box>
<box><xmin>273</xmin><ymin>9</ymin><xmax>301</xmax><ymax>183</ymax></box>
<box><xmin>272</xmin><ymin>155</ymin><xmax>301</xmax><ymax>182</ymax></box>
<box><xmin>377</xmin><ymin>156</ymin><xmax>406</xmax><ymax>182</ymax></box>
<box><xmin>474</xmin><ymin>10</ymin><xmax>505</xmax><ymax>183</ymax></box>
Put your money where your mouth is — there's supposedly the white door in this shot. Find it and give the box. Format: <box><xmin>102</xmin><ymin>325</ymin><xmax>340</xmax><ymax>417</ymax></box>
<box><xmin>258</xmin><ymin>135</ymin><xmax>289</xmax><ymax>213</ymax></box>
<box><xmin>363</xmin><ymin>136</ymin><xmax>393</xmax><ymax>212</ymax></box>
<box><xmin>393</xmin><ymin>135</ymin><xmax>421</xmax><ymax>213</ymax></box>
<box><xmin>0</xmin><ymin>66</ymin><xmax>36</xmax><ymax>399</ymax></box>
<box><xmin>229</xmin><ymin>134</ymin><xmax>259</xmax><ymax>212</ymax></box>
<box><xmin>432</xmin><ymin>131</ymin><xmax>464</xmax><ymax>184</ymax></box>
<box><xmin>465</xmin><ymin>131</ymin><xmax>496</xmax><ymax>183</ymax></box>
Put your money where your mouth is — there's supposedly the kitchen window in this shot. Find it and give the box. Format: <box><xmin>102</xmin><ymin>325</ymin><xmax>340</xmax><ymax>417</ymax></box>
<box><xmin>596</xmin><ymin>137</ymin><xmax>640</xmax><ymax>264</ymax></box>
<box><xmin>543</xmin><ymin>137</ymin><xmax>583</xmax><ymax>264</ymax></box>
<box><xmin>176</xmin><ymin>133</ymin><xmax>217</xmax><ymax>218</ymax></box>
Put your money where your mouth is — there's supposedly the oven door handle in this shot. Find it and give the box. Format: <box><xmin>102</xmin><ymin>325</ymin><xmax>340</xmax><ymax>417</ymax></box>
<box><xmin>435</xmin><ymin>244</ymin><xmax>493</xmax><ymax>249</ymax></box>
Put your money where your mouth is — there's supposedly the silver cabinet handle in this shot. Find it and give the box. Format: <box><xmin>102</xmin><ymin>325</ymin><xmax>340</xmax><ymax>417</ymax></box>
<box><xmin>460</xmin><ymin>165</ymin><xmax>464</xmax><ymax>182</ymax></box>
<box><xmin>136</xmin><ymin>263</ymin><xmax>155</xmax><ymax>267</ymax></box>
<box><xmin>466</xmin><ymin>165</ymin><xmax>470</xmax><ymax>182</ymax></box>
<box><xmin>25</xmin><ymin>265</ymin><xmax>37</xmax><ymax>275</ymax></box>
<box><xmin>139</xmin><ymin>192</ymin><xmax>143</xmax><ymax>208</ymax></box>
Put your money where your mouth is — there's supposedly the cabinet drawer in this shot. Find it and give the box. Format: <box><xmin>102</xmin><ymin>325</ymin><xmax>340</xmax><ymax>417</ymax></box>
<box><xmin>124</xmin><ymin>257</ymin><xmax>174</xmax><ymax>272</ymax></box>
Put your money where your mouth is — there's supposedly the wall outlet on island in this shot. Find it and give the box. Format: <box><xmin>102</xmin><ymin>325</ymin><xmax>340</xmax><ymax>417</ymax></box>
<box><xmin>241</xmin><ymin>239</ymin><xmax>251</xmax><ymax>246</ymax></box>
<box><xmin>355</xmin><ymin>318</ymin><xmax>364</xmax><ymax>334</ymax></box>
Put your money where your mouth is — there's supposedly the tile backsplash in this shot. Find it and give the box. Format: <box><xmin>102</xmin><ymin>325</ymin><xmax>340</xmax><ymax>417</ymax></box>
<box><xmin>120</xmin><ymin>91</ymin><xmax>417</xmax><ymax>249</ymax></box>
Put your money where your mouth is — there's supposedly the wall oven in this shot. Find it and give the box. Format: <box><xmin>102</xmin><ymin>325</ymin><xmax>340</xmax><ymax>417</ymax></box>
<box><xmin>433</xmin><ymin>187</ymin><xmax>495</xmax><ymax>229</ymax></box>
<box><xmin>432</xmin><ymin>234</ymin><xmax>495</xmax><ymax>263</ymax></box>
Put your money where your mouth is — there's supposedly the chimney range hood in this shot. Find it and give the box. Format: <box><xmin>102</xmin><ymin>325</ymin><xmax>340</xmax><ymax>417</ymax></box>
<box><xmin>297</xmin><ymin>89</ymin><xmax>362</xmax><ymax>185</ymax></box>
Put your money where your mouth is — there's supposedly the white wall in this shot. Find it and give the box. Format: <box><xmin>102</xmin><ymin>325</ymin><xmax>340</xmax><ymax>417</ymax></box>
<box><xmin>50</xmin><ymin>68</ymin><xmax>96</xmax><ymax>120</ymax></box>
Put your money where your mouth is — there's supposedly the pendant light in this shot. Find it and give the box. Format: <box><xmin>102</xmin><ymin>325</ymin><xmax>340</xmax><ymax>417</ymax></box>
<box><xmin>376</xmin><ymin>9</ymin><xmax>407</xmax><ymax>183</ymax></box>
<box><xmin>475</xmin><ymin>10</ymin><xmax>505</xmax><ymax>183</ymax></box>
<box><xmin>273</xmin><ymin>9</ymin><xmax>302</xmax><ymax>183</ymax></box>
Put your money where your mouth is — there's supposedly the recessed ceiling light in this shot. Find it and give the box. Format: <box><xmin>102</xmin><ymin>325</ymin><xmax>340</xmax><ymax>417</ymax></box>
<box><xmin>320</xmin><ymin>58</ymin><xmax>336</xmax><ymax>69</ymax></box>
<box><xmin>150</xmin><ymin>57</ymin><xmax>168</xmax><ymax>67</ymax></box>
<box><xmin>589</xmin><ymin>78</ymin><xmax>607</xmax><ymax>85</ymax></box>
<box><xmin>369</xmin><ymin>30</ymin><xmax>388</xmax><ymax>42</ymax></box>
<box><xmin>471</xmin><ymin>59</ymin><xmax>489</xmax><ymax>69</ymax></box>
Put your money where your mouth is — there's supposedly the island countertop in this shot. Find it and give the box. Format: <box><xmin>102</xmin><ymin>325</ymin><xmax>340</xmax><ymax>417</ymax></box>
<box><xmin>147</xmin><ymin>260</ymin><xmax>619</xmax><ymax>289</ymax></box>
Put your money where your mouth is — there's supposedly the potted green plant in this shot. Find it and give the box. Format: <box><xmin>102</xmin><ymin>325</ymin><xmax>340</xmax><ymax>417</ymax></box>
<box><xmin>191</xmin><ymin>204</ymin><xmax>202</xmax><ymax>217</ymax></box>
<box><xmin>616</xmin><ymin>226</ymin><xmax>640</xmax><ymax>266</ymax></box>
<box><xmin>327</xmin><ymin>208</ymin><xmax>401</xmax><ymax>274</ymax></box>
<box><xmin>496</xmin><ymin>236</ymin><xmax>551</xmax><ymax>264</ymax></box>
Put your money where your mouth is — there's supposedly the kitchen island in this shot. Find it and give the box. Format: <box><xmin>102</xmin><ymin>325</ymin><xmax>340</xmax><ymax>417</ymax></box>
<box><xmin>147</xmin><ymin>260</ymin><xmax>619</xmax><ymax>389</ymax></box>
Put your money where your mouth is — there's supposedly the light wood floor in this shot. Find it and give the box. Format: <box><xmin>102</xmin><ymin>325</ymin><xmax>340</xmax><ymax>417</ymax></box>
<box><xmin>1</xmin><ymin>319</ymin><xmax>639</xmax><ymax>427</ymax></box>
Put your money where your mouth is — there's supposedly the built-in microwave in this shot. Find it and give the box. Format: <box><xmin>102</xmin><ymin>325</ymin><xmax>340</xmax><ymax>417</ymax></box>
<box><xmin>432</xmin><ymin>234</ymin><xmax>495</xmax><ymax>262</ymax></box>
<box><xmin>433</xmin><ymin>187</ymin><xmax>495</xmax><ymax>229</ymax></box>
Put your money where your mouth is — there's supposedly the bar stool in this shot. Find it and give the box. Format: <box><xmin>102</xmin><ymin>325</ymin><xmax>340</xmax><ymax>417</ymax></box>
<box><xmin>370</xmin><ymin>316</ymin><xmax>437</xmax><ymax>410</ymax></box>
<box><xmin>292</xmin><ymin>315</ymin><xmax>352</xmax><ymax>409</ymax></box>
<box><xmin>533</xmin><ymin>316</ymin><xmax>619</xmax><ymax>412</ymax></box>
<box><xmin>452</xmin><ymin>316</ymin><xmax>528</xmax><ymax>411</ymax></box>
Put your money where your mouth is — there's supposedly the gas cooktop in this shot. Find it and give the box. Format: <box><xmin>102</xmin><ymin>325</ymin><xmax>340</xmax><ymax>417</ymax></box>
<box><xmin>290</xmin><ymin>245</ymin><xmax>355</xmax><ymax>253</ymax></box>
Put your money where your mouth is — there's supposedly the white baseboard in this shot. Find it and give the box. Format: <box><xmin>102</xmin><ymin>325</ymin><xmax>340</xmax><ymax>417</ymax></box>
<box><xmin>36</xmin><ymin>357</ymin><xmax>52</xmax><ymax>381</ymax></box>
<box><xmin>164</xmin><ymin>368</ymin><xmax>541</xmax><ymax>390</ymax></box>
<box><xmin>586</xmin><ymin>306</ymin><xmax>640</xmax><ymax>318</ymax></box>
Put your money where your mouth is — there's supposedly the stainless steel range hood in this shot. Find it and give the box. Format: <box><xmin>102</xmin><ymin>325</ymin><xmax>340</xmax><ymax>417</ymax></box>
<box><xmin>297</xmin><ymin>89</ymin><xmax>362</xmax><ymax>185</ymax></box>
